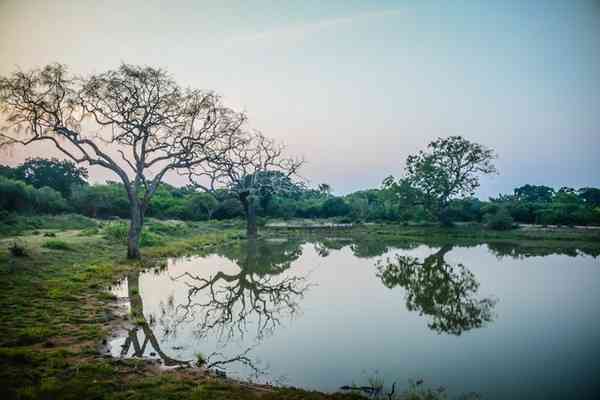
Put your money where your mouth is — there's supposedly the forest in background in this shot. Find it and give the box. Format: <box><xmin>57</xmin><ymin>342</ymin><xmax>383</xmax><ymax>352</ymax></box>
<box><xmin>2</xmin><ymin>157</ymin><xmax>600</xmax><ymax>229</ymax></box>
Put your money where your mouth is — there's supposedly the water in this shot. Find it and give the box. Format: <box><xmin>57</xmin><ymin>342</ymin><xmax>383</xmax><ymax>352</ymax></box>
<box><xmin>108</xmin><ymin>237</ymin><xmax>600</xmax><ymax>399</ymax></box>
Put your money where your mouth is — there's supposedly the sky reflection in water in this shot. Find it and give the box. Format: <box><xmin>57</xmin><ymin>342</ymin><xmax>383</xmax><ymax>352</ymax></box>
<box><xmin>109</xmin><ymin>237</ymin><xmax>600</xmax><ymax>399</ymax></box>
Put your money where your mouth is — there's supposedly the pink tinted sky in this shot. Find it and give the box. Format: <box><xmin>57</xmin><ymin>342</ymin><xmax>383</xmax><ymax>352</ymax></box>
<box><xmin>1</xmin><ymin>0</ymin><xmax>599</xmax><ymax>197</ymax></box>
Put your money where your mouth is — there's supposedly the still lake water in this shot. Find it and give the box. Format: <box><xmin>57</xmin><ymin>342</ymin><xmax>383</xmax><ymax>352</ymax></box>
<box><xmin>109</xmin><ymin>237</ymin><xmax>600</xmax><ymax>399</ymax></box>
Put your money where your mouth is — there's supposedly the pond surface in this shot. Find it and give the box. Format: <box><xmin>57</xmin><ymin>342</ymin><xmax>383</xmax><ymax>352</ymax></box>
<box><xmin>109</xmin><ymin>236</ymin><xmax>600</xmax><ymax>399</ymax></box>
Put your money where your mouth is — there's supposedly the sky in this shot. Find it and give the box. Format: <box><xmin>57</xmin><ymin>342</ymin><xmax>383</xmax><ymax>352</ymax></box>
<box><xmin>0</xmin><ymin>0</ymin><xmax>599</xmax><ymax>198</ymax></box>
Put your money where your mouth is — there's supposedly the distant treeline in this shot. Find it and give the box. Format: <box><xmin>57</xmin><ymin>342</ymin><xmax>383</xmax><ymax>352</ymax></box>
<box><xmin>1</xmin><ymin>158</ymin><xmax>599</xmax><ymax>227</ymax></box>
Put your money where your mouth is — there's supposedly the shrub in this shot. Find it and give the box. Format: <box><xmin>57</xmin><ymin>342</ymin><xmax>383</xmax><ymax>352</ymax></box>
<box><xmin>33</xmin><ymin>186</ymin><xmax>68</xmax><ymax>214</ymax></box>
<box><xmin>320</xmin><ymin>197</ymin><xmax>351</xmax><ymax>218</ymax></box>
<box><xmin>195</xmin><ymin>352</ymin><xmax>206</xmax><ymax>366</ymax></box>
<box><xmin>103</xmin><ymin>221</ymin><xmax>129</xmax><ymax>242</ymax></box>
<box><xmin>212</xmin><ymin>198</ymin><xmax>244</xmax><ymax>219</ymax></box>
<box><xmin>0</xmin><ymin>177</ymin><xmax>34</xmax><ymax>212</ymax></box>
<box><xmin>43</xmin><ymin>239</ymin><xmax>71</xmax><ymax>250</ymax></box>
<box><xmin>484</xmin><ymin>208</ymin><xmax>515</xmax><ymax>230</ymax></box>
<box><xmin>9</xmin><ymin>241</ymin><xmax>27</xmax><ymax>257</ymax></box>
<box><xmin>78</xmin><ymin>227</ymin><xmax>100</xmax><ymax>236</ymax></box>
<box><xmin>140</xmin><ymin>230</ymin><xmax>163</xmax><ymax>247</ymax></box>
<box><xmin>103</xmin><ymin>220</ymin><xmax>165</xmax><ymax>246</ymax></box>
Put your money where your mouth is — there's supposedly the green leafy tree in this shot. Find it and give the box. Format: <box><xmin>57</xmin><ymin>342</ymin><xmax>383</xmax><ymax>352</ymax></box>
<box><xmin>578</xmin><ymin>187</ymin><xmax>600</xmax><ymax>207</ymax></box>
<box><xmin>402</xmin><ymin>136</ymin><xmax>497</xmax><ymax>225</ymax></box>
<box><xmin>15</xmin><ymin>157</ymin><xmax>87</xmax><ymax>197</ymax></box>
<box><xmin>320</xmin><ymin>197</ymin><xmax>351</xmax><ymax>218</ymax></box>
<box><xmin>185</xmin><ymin>192</ymin><xmax>218</xmax><ymax>220</ymax></box>
<box><xmin>513</xmin><ymin>184</ymin><xmax>555</xmax><ymax>203</ymax></box>
<box><xmin>0</xmin><ymin>177</ymin><xmax>34</xmax><ymax>212</ymax></box>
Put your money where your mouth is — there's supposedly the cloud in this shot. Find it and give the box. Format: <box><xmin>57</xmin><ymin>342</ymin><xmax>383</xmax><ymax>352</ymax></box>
<box><xmin>223</xmin><ymin>8</ymin><xmax>404</xmax><ymax>46</ymax></box>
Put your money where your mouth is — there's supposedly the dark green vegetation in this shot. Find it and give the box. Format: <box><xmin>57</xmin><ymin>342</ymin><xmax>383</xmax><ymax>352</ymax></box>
<box><xmin>2</xmin><ymin>158</ymin><xmax>600</xmax><ymax>231</ymax></box>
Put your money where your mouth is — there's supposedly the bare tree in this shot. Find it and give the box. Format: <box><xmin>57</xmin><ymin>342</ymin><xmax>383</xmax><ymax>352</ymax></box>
<box><xmin>123</xmin><ymin>270</ymin><xmax>265</xmax><ymax>376</ymax></box>
<box><xmin>185</xmin><ymin>131</ymin><xmax>303</xmax><ymax>238</ymax></box>
<box><xmin>122</xmin><ymin>270</ymin><xmax>189</xmax><ymax>366</ymax></box>
<box><xmin>163</xmin><ymin>240</ymin><xmax>308</xmax><ymax>342</ymax></box>
<box><xmin>0</xmin><ymin>64</ymin><xmax>245</xmax><ymax>258</ymax></box>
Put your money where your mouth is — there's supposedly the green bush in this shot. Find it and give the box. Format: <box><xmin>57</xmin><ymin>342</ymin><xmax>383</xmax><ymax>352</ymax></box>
<box><xmin>484</xmin><ymin>208</ymin><xmax>515</xmax><ymax>230</ymax></box>
<box><xmin>103</xmin><ymin>221</ymin><xmax>129</xmax><ymax>242</ymax></box>
<box><xmin>212</xmin><ymin>198</ymin><xmax>244</xmax><ymax>219</ymax></box>
<box><xmin>140</xmin><ymin>230</ymin><xmax>164</xmax><ymax>247</ymax></box>
<box><xmin>9</xmin><ymin>241</ymin><xmax>27</xmax><ymax>257</ymax></box>
<box><xmin>0</xmin><ymin>177</ymin><xmax>35</xmax><ymax>212</ymax></box>
<box><xmin>320</xmin><ymin>197</ymin><xmax>351</xmax><ymax>218</ymax></box>
<box><xmin>102</xmin><ymin>220</ymin><xmax>166</xmax><ymax>246</ymax></box>
<box><xmin>43</xmin><ymin>239</ymin><xmax>71</xmax><ymax>250</ymax></box>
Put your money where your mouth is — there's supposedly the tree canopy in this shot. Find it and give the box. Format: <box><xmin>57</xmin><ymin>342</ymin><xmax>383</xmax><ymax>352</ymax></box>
<box><xmin>0</xmin><ymin>63</ymin><xmax>246</xmax><ymax>258</ymax></box>
<box><xmin>393</xmin><ymin>136</ymin><xmax>497</xmax><ymax>224</ymax></box>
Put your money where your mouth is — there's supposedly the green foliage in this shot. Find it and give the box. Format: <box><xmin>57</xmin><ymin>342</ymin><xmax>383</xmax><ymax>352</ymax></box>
<box><xmin>71</xmin><ymin>182</ymin><xmax>130</xmax><ymax>218</ymax></box>
<box><xmin>0</xmin><ymin>177</ymin><xmax>33</xmax><ymax>212</ymax></box>
<box><xmin>195</xmin><ymin>352</ymin><xmax>206</xmax><ymax>366</ymax></box>
<box><xmin>578</xmin><ymin>187</ymin><xmax>600</xmax><ymax>206</ymax></box>
<box><xmin>140</xmin><ymin>230</ymin><xmax>164</xmax><ymax>247</ymax></box>
<box><xmin>1</xmin><ymin>156</ymin><xmax>600</xmax><ymax>227</ymax></box>
<box><xmin>320</xmin><ymin>197</ymin><xmax>351</xmax><ymax>218</ymax></box>
<box><xmin>33</xmin><ymin>186</ymin><xmax>69</xmax><ymax>213</ymax></box>
<box><xmin>404</xmin><ymin>136</ymin><xmax>496</xmax><ymax>213</ymax></box>
<box><xmin>483</xmin><ymin>208</ymin><xmax>515</xmax><ymax>230</ymax></box>
<box><xmin>16</xmin><ymin>326</ymin><xmax>55</xmax><ymax>345</ymax></box>
<box><xmin>103</xmin><ymin>221</ymin><xmax>130</xmax><ymax>242</ymax></box>
<box><xmin>12</xmin><ymin>157</ymin><xmax>88</xmax><ymax>197</ymax></box>
<box><xmin>213</xmin><ymin>198</ymin><xmax>245</xmax><ymax>219</ymax></box>
<box><xmin>184</xmin><ymin>192</ymin><xmax>218</xmax><ymax>220</ymax></box>
<box><xmin>102</xmin><ymin>220</ymin><xmax>188</xmax><ymax>247</ymax></box>
<box><xmin>9</xmin><ymin>241</ymin><xmax>27</xmax><ymax>257</ymax></box>
<box><xmin>43</xmin><ymin>239</ymin><xmax>72</xmax><ymax>251</ymax></box>
<box><xmin>514</xmin><ymin>184</ymin><xmax>555</xmax><ymax>203</ymax></box>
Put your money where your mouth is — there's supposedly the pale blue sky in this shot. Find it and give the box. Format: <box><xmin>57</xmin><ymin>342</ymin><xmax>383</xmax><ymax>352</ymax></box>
<box><xmin>1</xmin><ymin>0</ymin><xmax>598</xmax><ymax>197</ymax></box>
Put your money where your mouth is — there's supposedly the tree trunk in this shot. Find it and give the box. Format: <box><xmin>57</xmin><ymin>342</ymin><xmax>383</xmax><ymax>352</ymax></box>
<box><xmin>127</xmin><ymin>202</ymin><xmax>144</xmax><ymax>259</ymax></box>
<box><xmin>438</xmin><ymin>202</ymin><xmax>453</xmax><ymax>227</ymax></box>
<box><xmin>247</xmin><ymin>197</ymin><xmax>257</xmax><ymax>239</ymax></box>
<box><xmin>240</xmin><ymin>193</ymin><xmax>258</xmax><ymax>239</ymax></box>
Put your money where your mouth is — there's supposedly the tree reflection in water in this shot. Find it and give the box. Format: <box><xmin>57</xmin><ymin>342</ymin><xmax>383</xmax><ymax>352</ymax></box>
<box><xmin>121</xmin><ymin>239</ymin><xmax>309</xmax><ymax>374</ymax></box>
<box><xmin>166</xmin><ymin>239</ymin><xmax>309</xmax><ymax>342</ymax></box>
<box><xmin>376</xmin><ymin>245</ymin><xmax>497</xmax><ymax>335</ymax></box>
<box><xmin>121</xmin><ymin>270</ymin><xmax>189</xmax><ymax>366</ymax></box>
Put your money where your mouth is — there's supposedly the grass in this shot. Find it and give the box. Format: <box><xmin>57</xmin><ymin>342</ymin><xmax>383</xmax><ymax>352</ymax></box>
<box><xmin>0</xmin><ymin>215</ymin><xmax>365</xmax><ymax>399</ymax></box>
<box><xmin>42</xmin><ymin>239</ymin><xmax>72</xmax><ymax>250</ymax></box>
<box><xmin>0</xmin><ymin>214</ymin><xmax>598</xmax><ymax>399</ymax></box>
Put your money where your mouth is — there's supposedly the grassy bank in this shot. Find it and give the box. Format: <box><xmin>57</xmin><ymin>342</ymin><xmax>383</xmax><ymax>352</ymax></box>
<box><xmin>1</xmin><ymin>216</ymin><xmax>598</xmax><ymax>399</ymax></box>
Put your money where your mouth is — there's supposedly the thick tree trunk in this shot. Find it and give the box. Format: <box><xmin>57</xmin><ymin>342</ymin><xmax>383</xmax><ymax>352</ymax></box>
<box><xmin>438</xmin><ymin>202</ymin><xmax>453</xmax><ymax>227</ymax></box>
<box><xmin>240</xmin><ymin>193</ymin><xmax>258</xmax><ymax>239</ymax></box>
<box><xmin>127</xmin><ymin>202</ymin><xmax>144</xmax><ymax>259</ymax></box>
<box><xmin>246</xmin><ymin>198</ymin><xmax>257</xmax><ymax>238</ymax></box>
